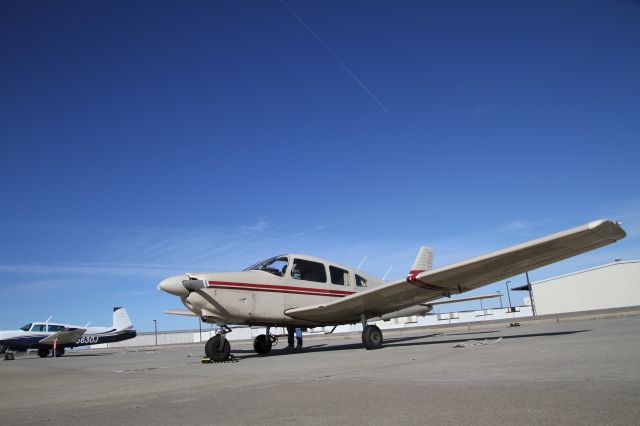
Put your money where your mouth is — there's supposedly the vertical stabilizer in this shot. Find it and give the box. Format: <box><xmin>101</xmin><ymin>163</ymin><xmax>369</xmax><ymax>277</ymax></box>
<box><xmin>113</xmin><ymin>307</ymin><xmax>133</xmax><ymax>330</ymax></box>
<box><xmin>408</xmin><ymin>247</ymin><xmax>433</xmax><ymax>280</ymax></box>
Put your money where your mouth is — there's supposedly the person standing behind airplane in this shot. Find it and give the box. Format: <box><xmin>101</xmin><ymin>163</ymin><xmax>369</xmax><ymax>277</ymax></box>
<box><xmin>286</xmin><ymin>326</ymin><xmax>303</xmax><ymax>350</ymax></box>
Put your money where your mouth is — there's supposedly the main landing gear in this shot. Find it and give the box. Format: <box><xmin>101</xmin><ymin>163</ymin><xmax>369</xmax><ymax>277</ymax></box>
<box><xmin>361</xmin><ymin>314</ymin><xmax>383</xmax><ymax>350</ymax></box>
<box><xmin>205</xmin><ymin>326</ymin><xmax>231</xmax><ymax>362</ymax></box>
<box><xmin>35</xmin><ymin>348</ymin><xmax>65</xmax><ymax>358</ymax></box>
<box><xmin>4</xmin><ymin>351</ymin><xmax>15</xmax><ymax>361</ymax></box>
<box><xmin>253</xmin><ymin>326</ymin><xmax>277</xmax><ymax>355</ymax></box>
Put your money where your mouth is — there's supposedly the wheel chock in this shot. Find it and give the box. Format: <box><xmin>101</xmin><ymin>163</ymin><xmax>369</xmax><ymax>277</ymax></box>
<box><xmin>201</xmin><ymin>354</ymin><xmax>238</xmax><ymax>364</ymax></box>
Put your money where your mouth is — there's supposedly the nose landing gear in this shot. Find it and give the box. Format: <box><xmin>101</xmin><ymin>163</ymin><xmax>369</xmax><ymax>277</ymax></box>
<box><xmin>204</xmin><ymin>326</ymin><xmax>232</xmax><ymax>362</ymax></box>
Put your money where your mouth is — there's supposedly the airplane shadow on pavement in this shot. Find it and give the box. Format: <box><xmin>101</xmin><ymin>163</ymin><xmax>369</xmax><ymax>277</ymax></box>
<box><xmin>233</xmin><ymin>329</ymin><xmax>591</xmax><ymax>359</ymax></box>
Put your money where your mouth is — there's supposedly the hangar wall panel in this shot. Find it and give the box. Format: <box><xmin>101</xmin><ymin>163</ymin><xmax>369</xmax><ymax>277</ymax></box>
<box><xmin>533</xmin><ymin>261</ymin><xmax>640</xmax><ymax>315</ymax></box>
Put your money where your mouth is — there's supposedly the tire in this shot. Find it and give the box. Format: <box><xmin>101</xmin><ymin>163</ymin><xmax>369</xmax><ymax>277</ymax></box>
<box><xmin>362</xmin><ymin>325</ymin><xmax>383</xmax><ymax>350</ymax></box>
<box><xmin>5</xmin><ymin>353</ymin><xmax>14</xmax><ymax>360</ymax></box>
<box><xmin>253</xmin><ymin>334</ymin><xmax>272</xmax><ymax>355</ymax></box>
<box><xmin>205</xmin><ymin>335</ymin><xmax>231</xmax><ymax>362</ymax></box>
<box><xmin>37</xmin><ymin>348</ymin><xmax>50</xmax><ymax>358</ymax></box>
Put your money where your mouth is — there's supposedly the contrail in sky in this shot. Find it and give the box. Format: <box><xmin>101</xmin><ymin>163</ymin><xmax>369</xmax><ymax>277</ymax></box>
<box><xmin>280</xmin><ymin>0</ymin><xmax>390</xmax><ymax>114</ymax></box>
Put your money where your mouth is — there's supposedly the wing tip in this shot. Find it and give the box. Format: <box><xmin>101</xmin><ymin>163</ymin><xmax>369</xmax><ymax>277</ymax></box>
<box><xmin>588</xmin><ymin>219</ymin><xmax>626</xmax><ymax>240</ymax></box>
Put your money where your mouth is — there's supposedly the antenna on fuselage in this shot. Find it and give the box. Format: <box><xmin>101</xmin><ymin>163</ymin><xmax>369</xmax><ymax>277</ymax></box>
<box><xmin>382</xmin><ymin>265</ymin><xmax>393</xmax><ymax>281</ymax></box>
<box><xmin>357</xmin><ymin>255</ymin><xmax>368</xmax><ymax>270</ymax></box>
<box><xmin>45</xmin><ymin>316</ymin><xmax>53</xmax><ymax>324</ymax></box>
<box><xmin>84</xmin><ymin>321</ymin><xmax>92</xmax><ymax>327</ymax></box>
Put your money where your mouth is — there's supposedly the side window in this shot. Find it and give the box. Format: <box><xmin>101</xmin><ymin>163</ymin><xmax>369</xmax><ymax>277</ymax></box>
<box><xmin>31</xmin><ymin>324</ymin><xmax>45</xmax><ymax>332</ymax></box>
<box><xmin>356</xmin><ymin>274</ymin><xmax>367</xmax><ymax>287</ymax></box>
<box><xmin>48</xmin><ymin>325</ymin><xmax>63</xmax><ymax>332</ymax></box>
<box><xmin>329</xmin><ymin>266</ymin><xmax>350</xmax><ymax>286</ymax></box>
<box><xmin>291</xmin><ymin>259</ymin><xmax>327</xmax><ymax>283</ymax></box>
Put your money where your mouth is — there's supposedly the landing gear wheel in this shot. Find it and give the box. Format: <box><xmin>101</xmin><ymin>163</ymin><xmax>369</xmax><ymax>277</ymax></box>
<box><xmin>37</xmin><ymin>348</ymin><xmax>50</xmax><ymax>358</ymax></box>
<box><xmin>362</xmin><ymin>325</ymin><xmax>383</xmax><ymax>350</ymax></box>
<box><xmin>253</xmin><ymin>334</ymin><xmax>272</xmax><ymax>355</ymax></box>
<box><xmin>4</xmin><ymin>353</ymin><xmax>14</xmax><ymax>360</ymax></box>
<box><xmin>205</xmin><ymin>335</ymin><xmax>231</xmax><ymax>362</ymax></box>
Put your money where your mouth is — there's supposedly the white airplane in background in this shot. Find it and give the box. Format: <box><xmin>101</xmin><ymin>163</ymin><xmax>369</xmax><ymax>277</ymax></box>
<box><xmin>0</xmin><ymin>307</ymin><xmax>136</xmax><ymax>360</ymax></box>
<box><xmin>159</xmin><ymin>220</ymin><xmax>626</xmax><ymax>362</ymax></box>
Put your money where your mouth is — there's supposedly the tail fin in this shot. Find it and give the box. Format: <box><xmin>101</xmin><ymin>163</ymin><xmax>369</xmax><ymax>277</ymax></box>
<box><xmin>408</xmin><ymin>247</ymin><xmax>433</xmax><ymax>280</ymax></box>
<box><xmin>112</xmin><ymin>307</ymin><xmax>133</xmax><ymax>330</ymax></box>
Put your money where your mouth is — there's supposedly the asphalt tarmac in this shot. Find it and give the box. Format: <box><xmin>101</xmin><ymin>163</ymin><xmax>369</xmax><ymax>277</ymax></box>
<box><xmin>1</xmin><ymin>315</ymin><xmax>639</xmax><ymax>425</ymax></box>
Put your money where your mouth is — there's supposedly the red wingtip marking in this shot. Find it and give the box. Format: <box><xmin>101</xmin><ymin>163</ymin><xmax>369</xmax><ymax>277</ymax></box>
<box><xmin>407</xmin><ymin>269</ymin><xmax>425</xmax><ymax>280</ymax></box>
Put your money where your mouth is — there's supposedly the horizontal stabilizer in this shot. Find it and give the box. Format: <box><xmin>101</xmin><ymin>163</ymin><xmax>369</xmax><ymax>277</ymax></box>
<box><xmin>164</xmin><ymin>309</ymin><xmax>197</xmax><ymax>317</ymax></box>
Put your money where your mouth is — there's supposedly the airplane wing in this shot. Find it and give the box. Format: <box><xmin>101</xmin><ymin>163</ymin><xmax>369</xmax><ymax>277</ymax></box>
<box><xmin>285</xmin><ymin>219</ymin><xmax>625</xmax><ymax>324</ymax></box>
<box><xmin>38</xmin><ymin>328</ymin><xmax>86</xmax><ymax>345</ymax></box>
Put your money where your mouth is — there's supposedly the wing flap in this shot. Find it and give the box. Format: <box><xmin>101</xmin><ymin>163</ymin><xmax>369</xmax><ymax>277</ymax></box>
<box><xmin>285</xmin><ymin>219</ymin><xmax>625</xmax><ymax>324</ymax></box>
<box><xmin>426</xmin><ymin>292</ymin><xmax>501</xmax><ymax>306</ymax></box>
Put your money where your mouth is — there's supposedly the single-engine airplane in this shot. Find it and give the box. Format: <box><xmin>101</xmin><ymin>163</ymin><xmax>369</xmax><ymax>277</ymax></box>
<box><xmin>0</xmin><ymin>307</ymin><xmax>136</xmax><ymax>360</ymax></box>
<box><xmin>159</xmin><ymin>219</ymin><xmax>626</xmax><ymax>362</ymax></box>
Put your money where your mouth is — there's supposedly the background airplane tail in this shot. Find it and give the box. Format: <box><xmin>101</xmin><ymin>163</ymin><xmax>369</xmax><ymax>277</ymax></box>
<box><xmin>408</xmin><ymin>246</ymin><xmax>433</xmax><ymax>280</ymax></box>
<box><xmin>112</xmin><ymin>307</ymin><xmax>133</xmax><ymax>330</ymax></box>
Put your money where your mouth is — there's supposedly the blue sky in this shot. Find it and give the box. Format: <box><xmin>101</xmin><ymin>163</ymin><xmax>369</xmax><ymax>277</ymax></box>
<box><xmin>1</xmin><ymin>0</ymin><xmax>639</xmax><ymax>331</ymax></box>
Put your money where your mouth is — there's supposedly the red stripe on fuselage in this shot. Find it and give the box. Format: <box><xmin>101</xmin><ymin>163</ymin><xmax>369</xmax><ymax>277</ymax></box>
<box><xmin>207</xmin><ymin>280</ymin><xmax>355</xmax><ymax>297</ymax></box>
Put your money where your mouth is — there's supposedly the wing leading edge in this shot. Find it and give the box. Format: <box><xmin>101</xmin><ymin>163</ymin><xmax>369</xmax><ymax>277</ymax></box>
<box><xmin>285</xmin><ymin>219</ymin><xmax>626</xmax><ymax>324</ymax></box>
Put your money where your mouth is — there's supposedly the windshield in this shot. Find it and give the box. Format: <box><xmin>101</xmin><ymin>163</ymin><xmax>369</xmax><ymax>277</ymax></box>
<box><xmin>244</xmin><ymin>256</ymin><xmax>289</xmax><ymax>277</ymax></box>
<box><xmin>20</xmin><ymin>323</ymin><xmax>32</xmax><ymax>332</ymax></box>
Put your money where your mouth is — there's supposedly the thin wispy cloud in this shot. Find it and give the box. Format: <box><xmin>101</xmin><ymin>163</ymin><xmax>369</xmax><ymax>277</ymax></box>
<box><xmin>0</xmin><ymin>262</ymin><xmax>180</xmax><ymax>279</ymax></box>
<box><xmin>280</xmin><ymin>0</ymin><xmax>389</xmax><ymax>114</ymax></box>
<box><xmin>467</xmin><ymin>103</ymin><xmax>494</xmax><ymax>116</ymax></box>
<box><xmin>242</xmin><ymin>219</ymin><xmax>269</xmax><ymax>232</ymax></box>
<box><xmin>1</xmin><ymin>203</ymin><xmax>636</xmax><ymax>292</ymax></box>
<box><xmin>16</xmin><ymin>278</ymin><xmax>96</xmax><ymax>294</ymax></box>
<box><xmin>500</xmin><ymin>220</ymin><xmax>530</xmax><ymax>232</ymax></box>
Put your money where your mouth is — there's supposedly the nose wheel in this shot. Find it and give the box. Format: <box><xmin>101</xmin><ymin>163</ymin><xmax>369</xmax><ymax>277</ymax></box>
<box><xmin>204</xmin><ymin>326</ymin><xmax>231</xmax><ymax>362</ymax></box>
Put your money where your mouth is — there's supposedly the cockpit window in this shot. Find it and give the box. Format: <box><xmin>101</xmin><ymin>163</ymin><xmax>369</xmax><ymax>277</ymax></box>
<box><xmin>20</xmin><ymin>323</ymin><xmax>32</xmax><ymax>332</ymax></box>
<box><xmin>48</xmin><ymin>325</ymin><xmax>63</xmax><ymax>332</ymax></box>
<box><xmin>245</xmin><ymin>256</ymin><xmax>289</xmax><ymax>277</ymax></box>
<box><xmin>291</xmin><ymin>259</ymin><xmax>327</xmax><ymax>283</ymax></box>
<box><xmin>31</xmin><ymin>324</ymin><xmax>46</xmax><ymax>332</ymax></box>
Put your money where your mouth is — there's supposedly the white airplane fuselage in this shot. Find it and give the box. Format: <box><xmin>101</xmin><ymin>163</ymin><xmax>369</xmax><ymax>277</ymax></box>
<box><xmin>160</xmin><ymin>254</ymin><xmax>386</xmax><ymax>327</ymax></box>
